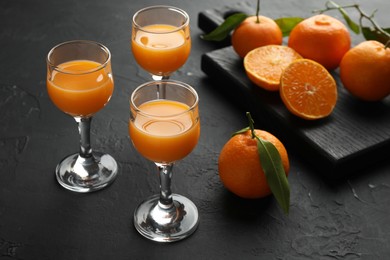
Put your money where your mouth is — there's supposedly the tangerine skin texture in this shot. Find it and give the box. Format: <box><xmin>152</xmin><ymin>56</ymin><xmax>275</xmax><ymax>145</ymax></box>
<box><xmin>288</xmin><ymin>14</ymin><xmax>351</xmax><ymax>70</ymax></box>
<box><xmin>218</xmin><ymin>130</ymin><xmax>289</xmax><ymax>199</ymax></box>
<box><xmin>340</xmin><ymin>40</ymin><xmax>390</xmax><ymax>101</ymax></box>
<box><xmin>231</xmin><ymin>15</ymin><xmax>283</xmax><ymax>58</ymax></box>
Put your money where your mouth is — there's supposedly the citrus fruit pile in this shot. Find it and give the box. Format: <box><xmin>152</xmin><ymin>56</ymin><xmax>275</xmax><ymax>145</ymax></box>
<box><xmin>214</xmin><ymin>6</ymin><xmax>390</xmax><ymax>208</ymax></box>
<box><xmin>231</xmin><ymin>12</ymin><xmax>390</xmax><ymax>119</ymax></box>
<box><xmin>232</xmin><ymin>14</ymin><xmax>348</xmax><ymax>120</ymax></box>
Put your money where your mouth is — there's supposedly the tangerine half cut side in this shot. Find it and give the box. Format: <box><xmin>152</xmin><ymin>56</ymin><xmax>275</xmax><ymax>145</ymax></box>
<box><xmin>280</xmin><ymin>59</ymin><xmax>338</xmax><ymax>120</ymax></box>
<box><xmin>244</xmin><ymin>45</ymin><xmax>302</xmax><ymax>91</ymax></box>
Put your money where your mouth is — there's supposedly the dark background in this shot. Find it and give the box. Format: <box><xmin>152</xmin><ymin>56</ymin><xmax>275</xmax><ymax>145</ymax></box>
<box><xmin>1</xmin><ymin>0</ymin><xmax>390</xmax><ymax>259</ymax></box>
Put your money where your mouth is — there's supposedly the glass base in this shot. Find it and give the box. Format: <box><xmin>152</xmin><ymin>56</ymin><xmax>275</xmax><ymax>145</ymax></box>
<box><xmin>134</xmin><ymin>194</ymin><xmax>199</xmax><ymax>242</ymax></box>
<box><xmin>55</xmin><ymin>152</ymin><xmax>118</xmax><ymax>193</ymax></box>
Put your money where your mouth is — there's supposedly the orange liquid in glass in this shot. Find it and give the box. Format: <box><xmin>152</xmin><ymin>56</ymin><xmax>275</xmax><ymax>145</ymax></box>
<box><xmin>129</xmin><ymin>99</ymin><xmax>200</xmax><ymax>163</ymax></box>
<box><xmin>47</xmin><ymin>60</ymin><xmax>114</xmax><ymax>117</ymax></box>
<box><xmin>132</xmin><ymin>24</ymin><xmax>191</xmax><ymax>76</ymax></box>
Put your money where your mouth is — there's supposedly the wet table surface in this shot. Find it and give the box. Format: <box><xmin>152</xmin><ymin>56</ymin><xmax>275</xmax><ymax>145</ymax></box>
<box><xmin>1</xmin><ymin>0</ymin><xmax>390</xmax><ymax>259</ymax></box>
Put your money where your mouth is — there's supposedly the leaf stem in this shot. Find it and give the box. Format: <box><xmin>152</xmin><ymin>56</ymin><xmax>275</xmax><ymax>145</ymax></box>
<box><xmin>246</xmin><ymin>112</ymin><xmax>256</xmax><ymax>139</ymax></box>
<box><xmin>314</xmin><ymin>0</ymin><xmax>390</xmax><ymax>48</ymax></box>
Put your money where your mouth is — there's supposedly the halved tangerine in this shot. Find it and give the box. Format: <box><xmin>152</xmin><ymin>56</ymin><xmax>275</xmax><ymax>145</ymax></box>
<box><xmin>243</xmin><ymin>45</ymin><xmax>302</xmax><ymax>91</ymax></box>
<box><xmin>280</xmin><ymin>59</ymin><xmax>338</xmax><ymax>120</ymax></box>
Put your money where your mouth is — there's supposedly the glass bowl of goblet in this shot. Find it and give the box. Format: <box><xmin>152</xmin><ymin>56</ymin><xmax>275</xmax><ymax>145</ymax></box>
<box><xmin>131</xmin><ymin>5</ymin><xmax>191</xmax><ymax>81</ymax></box>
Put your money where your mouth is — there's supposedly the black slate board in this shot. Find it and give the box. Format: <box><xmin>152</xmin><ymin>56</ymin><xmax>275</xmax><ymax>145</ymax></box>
<box><xmin>199</xmin><ymin>4</ymin><xmax>390</xmax><ymax>179</ymax></box>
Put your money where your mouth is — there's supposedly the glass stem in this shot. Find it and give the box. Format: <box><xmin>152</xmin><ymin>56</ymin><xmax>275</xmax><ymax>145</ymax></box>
<box><xmin>157</xmin><ymin>163</ymin><xmax>174</xmax><ymax>209</ymax></box>
<box><xmin>152</xmin><ymin>75</ymin><xmax>169</xmax><ymax>99</ymax></box>
<box><xmin>76</xmin><ymin>117</ymin><xmax>93</xmax><ymax>158</ymax></box>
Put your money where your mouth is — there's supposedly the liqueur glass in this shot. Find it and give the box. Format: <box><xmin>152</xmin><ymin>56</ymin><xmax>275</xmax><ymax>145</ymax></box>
<box><xmin>129</xmin><ymin>80</ymin><xmax>200</xmax><ymax>242</ymax></box>
<box><xmin>46</xmin><ymin>40</ymin><xmax>118</xmax><ymax>193</ymax></box>
<box><xmin>131</xmin><ymin>5</ymin><xmax>191</xmax><ymax>81</ymax></box>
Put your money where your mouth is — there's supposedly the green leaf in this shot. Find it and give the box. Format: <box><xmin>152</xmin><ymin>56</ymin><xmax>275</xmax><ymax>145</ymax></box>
<box><xmin>240</xmin><ymin>112</ymin><xmax>290</xmax><ymax>214</ymax></box>
<box><xmin>338</xmin><ymin>7</ymin><xmax>360</xmax><ymax>34</ymax></box>
<box><xmin>362</xmin><ymin>26</ymin><xmax>390</xmax><ymax>44</ymax></box>
<box><xmin>274</xmin><ymin>17</ymin><xmax>304</xmax><ymax>37</ymax></box>
<box><xmin>232</xmin><ymin>126</ymin><xmax>250</xmax><ymax>137</ymax></box>
<box><xmin>201</xmin><ymin>13</ymin><xmax>248</xmax><ymax>41</ymax></box>
<box><xmin>256</xmin><ymin>136</ymin><xmax>290</xmax><ymax>214</ymax></box>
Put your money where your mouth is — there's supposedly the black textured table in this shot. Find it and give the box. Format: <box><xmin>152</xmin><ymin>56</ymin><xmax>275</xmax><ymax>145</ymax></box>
<box><xmin>1</xmin><ymin>0</ymin><xmax>390</xmax><ymax>259</ymax></box>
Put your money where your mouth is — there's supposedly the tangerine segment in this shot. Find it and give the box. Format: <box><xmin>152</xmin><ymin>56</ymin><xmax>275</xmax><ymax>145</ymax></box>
<box><xmin>280</xmin><ymin>59</ymin><xmax>338</xmax><ymax>120</ymax></box>
<box><xmin>244</xmin><ymin>45</ymin><xmax>302</xmax><ymax>91</ymax></box>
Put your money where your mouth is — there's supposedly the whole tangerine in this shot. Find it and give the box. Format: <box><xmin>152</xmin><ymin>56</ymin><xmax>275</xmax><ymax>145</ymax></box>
<box><xmin>288</xmin><ymin>14</ymin><xmax>351</xmax><ymax>70</ymax></box>
<box><xmin>218</xmin><ymin>129</ymin><xmax>289</xmax><ymax>199</ymax></box>
<box><xmin>340</xmin><ymin>40</ymin><xmax>390</xmax><ymax>101</ymax></box>
<box><xmin>231</xmin><ymin>15</ymin><xmax>283</xmax><ymax>58</ymax></box>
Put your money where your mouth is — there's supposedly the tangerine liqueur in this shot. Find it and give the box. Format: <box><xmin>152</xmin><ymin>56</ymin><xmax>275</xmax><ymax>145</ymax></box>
<box><xmin>129</xmin><ymin>99</ymin><xmax>200</xmax><ymax>163</ymax></box>
<box><xmin>47</xmin><ymin>60</ymin><xmax>114</xmax><ymax>117</ymax></box>
<box><xmin>131</xmin><ymin>24</ymin><xmax>191</xmax><ymax>76</ymax></box>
